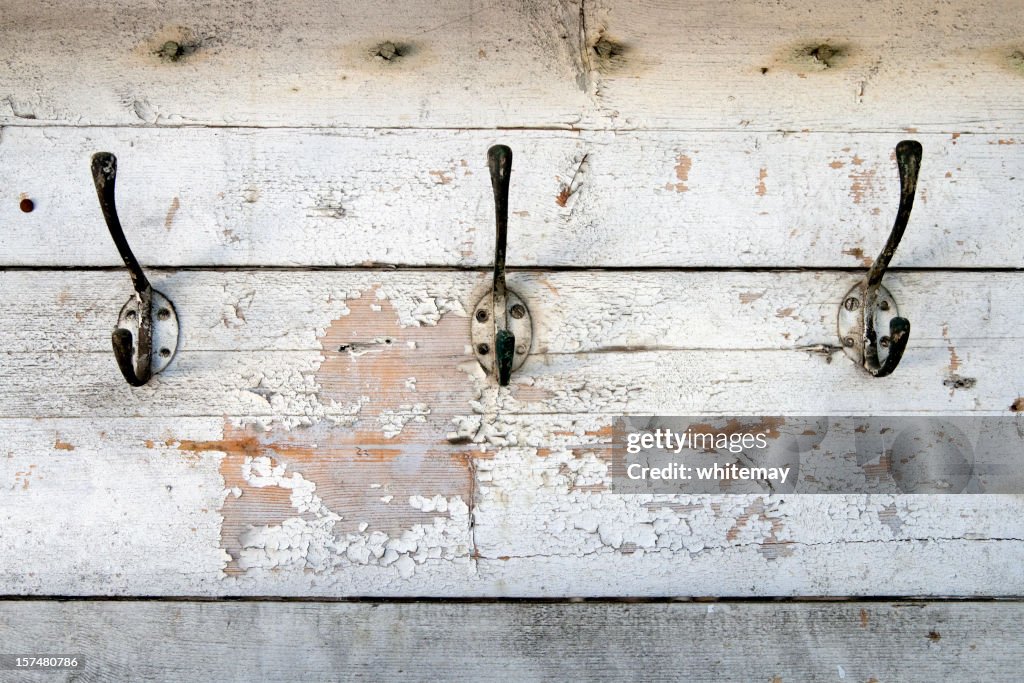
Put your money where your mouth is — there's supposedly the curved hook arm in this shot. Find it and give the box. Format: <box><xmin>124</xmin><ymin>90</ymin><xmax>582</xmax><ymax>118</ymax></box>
<box><xmin>862</xmin><ymin>140</ymin><xmax>921</xmax><ymax>377</ymax></box>
<box><xmin>112</xmin><ymin>328</ymin><xmax>152</xmax><ymax>387</ymax></box>
<box><xmin>488</xmin><ymin>145</ymin><xmax>515</xmax><ymax>386</ymax></box>
<box><xmin>92</xmin><ymin>152</ymin><xmax>150</xmax><ymax>294</ymax></box>
<box><xmin>92</xmin><ymin>151</ymin><xmax>156</xmax><ymax>386</ymax></box>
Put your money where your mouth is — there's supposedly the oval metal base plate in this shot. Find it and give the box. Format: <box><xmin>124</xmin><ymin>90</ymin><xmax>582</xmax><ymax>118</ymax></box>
<box><xmin>471</xmin><ymin>289</ymin><xmax>532</xmax><ymax>375</ymax></box>
<box><xmin>837</xmin><ymin>282</ymin><xmax>899</xmax><ymax>367</ymax></box>
<box><xmin>116</xmin><ymin>289</ymin><xmax>180</xmax><ymax>375</ymax></box>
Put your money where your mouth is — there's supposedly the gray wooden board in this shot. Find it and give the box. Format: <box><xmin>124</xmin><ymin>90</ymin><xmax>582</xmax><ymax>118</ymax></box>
<box><xmin>0</xmin><ymin>600</ymin><xmax>1020</xmax><ymax>682</ymax></box>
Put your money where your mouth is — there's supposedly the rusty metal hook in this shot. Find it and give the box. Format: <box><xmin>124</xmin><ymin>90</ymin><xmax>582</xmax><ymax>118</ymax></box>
<box><xmin>91</xmin><ymin>152</ymin><xmax>179</xmax><ymax>386</ymax></box>
<box><xmin>471</xmin><ymin>145</ymin><xmax>532</xmax><ymax>386</ymax></box>
<box><xmin>838</xmin><ymin>140</ymin><xmax>921</xmax><ymax>377</ymax></box>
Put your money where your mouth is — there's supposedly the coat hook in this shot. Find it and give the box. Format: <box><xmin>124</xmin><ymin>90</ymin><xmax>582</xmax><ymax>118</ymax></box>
<box><xmin>91</xmin><ymin>152</ymin><xmax>180</xmax><ymax>386</ymax></box>
<box><xmin>470</xmin><ymin>145</ymin><xmax>533</xmax><ymax>386</ymax></box>
<box><xmin>837</xmin><ymin>140</ymin><xmax>921</xmax><ymax>377</ymax></box>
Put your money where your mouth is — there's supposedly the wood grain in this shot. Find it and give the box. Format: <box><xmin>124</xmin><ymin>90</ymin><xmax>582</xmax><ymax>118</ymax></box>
<box><xmin>1</xmin><ymin>270</ymin><xmax>1021</xmax><ymax>596</ymax></box>
<box><xmin>0</xmin><ymin>600</ymin><xmax>1021</xmax><ymax>681</ymax></box>
<box><xmin>4</xmin><ymin>0</ymin><xmax>1024</xmax><ymax>131</ymax></box>
<box><xmin>0</xmin><ymin>270</ymin><xmax>1018</xmax><ymax>418</ymax></box>
<box><xmin>3</xmin><ymin>128</ymin><xmax>1022</xmax><ymax>267</ymax></box>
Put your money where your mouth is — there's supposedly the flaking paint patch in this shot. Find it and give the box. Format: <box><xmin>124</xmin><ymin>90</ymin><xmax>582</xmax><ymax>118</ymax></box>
<box><xmin>178</xmin><ymin>284</ymin><xmax>506</xmax><ymax>578</ymax></box>
<box><xmin>849</xmin><ymin>167</ymin><xmax>877</xmax><ymax>204</ymax></box>
<box><xmin>665</xmin><ymin>153</ymin><xmax>692</xmax><ymax>193</ymax></box>
<box><xmin>756</xmin><ymin>168</ymin><xmax>768</xmax><ymax>196</ymax></box>
<box><xmin>163</xmin><ymin>197</ymin><xmax>180</xmax><ymax>231</ymax></box>
<box><xmin>843</xmin><ymin>247</ymin><xmax>872</xmax><ymax>267</ymax></box>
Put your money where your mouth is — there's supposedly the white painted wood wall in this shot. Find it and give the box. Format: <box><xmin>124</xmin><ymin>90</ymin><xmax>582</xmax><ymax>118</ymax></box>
<box><xmin>1</xmin><ymin>0</ymin><xmax>1022</xmax><ymax>599</ymax></box>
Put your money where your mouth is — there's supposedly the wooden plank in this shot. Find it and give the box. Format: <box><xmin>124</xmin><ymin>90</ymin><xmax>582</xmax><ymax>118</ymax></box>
<box><xmin>0</xmin><ymin>601</ymin><xmax>1022</xmax><ymax>681</ymax></box>
<box><xmin>578</xmin><ymin>0</ymin><xmax>1024</xmax><ymax>132</ymax></box>
<box><xmin>3</xmin><ymin>415</ymin><xmax>1023</xmax><ymax>596</ymax></box>
<box><xmin>0</xmin><ymin>270</ymin><xmax>1020</xmax><ymax>418</ymax></box>
<box><xmin>4</xmin><ymin>1</ymin><xmax>1024</xmax><ymax>132</ymax></box>
<box><xmin>0</xmin><ymin>0</ymin><xmax>587</xmax><ymax>129</ymax></box>
<box><xmin>4</xmin><ymin>127</ymin><xmax>1023</xmax><ymax>267</ymax></box>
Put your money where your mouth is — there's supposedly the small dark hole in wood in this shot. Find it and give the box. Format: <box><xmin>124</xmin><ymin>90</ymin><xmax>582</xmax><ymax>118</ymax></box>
<box><xmin>477</xmin><ymin>343</ymin><xmax>490</xmax><ymax>355</ymax></box>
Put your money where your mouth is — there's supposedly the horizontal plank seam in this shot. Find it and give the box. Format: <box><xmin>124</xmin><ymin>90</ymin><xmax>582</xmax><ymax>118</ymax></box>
<box><xmin>1</xmin><ymin>122</ymin><xmax>1021</xmax><ymax>135</ymax></box>
<box><xmin>0</xmin><ymin>595</ymin><xmax>1021</xmax><ymax>604</ymax></box>
<box><xmin>3</xmin><ymin>266</ymin><xmax>1024</xmax><ymax>274</ymax></box>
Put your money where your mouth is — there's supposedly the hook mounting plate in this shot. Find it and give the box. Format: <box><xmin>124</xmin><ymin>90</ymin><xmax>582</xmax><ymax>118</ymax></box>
<box><xmin>471</xmin><ymin>289</ymin><xmax>532</xmax><ymax>376</ymax></box>
<box><xmin>837</xmin><ymin>282</ymin><xmax>899</xmax><ymax>368</ymax></box>
<box><xmin>116</xmin><ymin>288</ymin><xmax>180</xmax><ymax>375</ymax></box>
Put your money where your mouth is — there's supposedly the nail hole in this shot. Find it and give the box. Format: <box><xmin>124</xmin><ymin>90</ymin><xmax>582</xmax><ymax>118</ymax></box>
<box><xmin>126</xmin><ymin>310</ymin><xmax>138</xmax><ymax>320</ymax></box>
<box><xmin>19</xmin><ymin>198</ymin><xmax>34</xmax><ymax>213</ymax></box>
<box><xmin>510</xmin><ymin>304</ymin><xmax>526</xmax><ymax>319</ymax></box>
<box><xmin>475</xmin><ymin>309</ymin><xmax>489</xmax><ymax>323</ymax></box>
<box><xmin>476</xmin><ymin>343</ymin><xmax>490</xmax><ymax>355</ymax></box>
<box><xmin>760</xmin><ymin>67</ymin><xmax>769</xmax><ymax>75</ymax></box>
<box><xmin>879</xmin><ymin>300</ymin><xmax>891</xmax><ymax>311</ymax></box>
<box><xmin>384</xmin><ymin>338</ymin><xmax>392</xmax><ymax>344</ymax></box>
<box><xmin>159</xmin><ymin>348</ymin><xmax>171</xmax><ymax>357</ymax></box>
<box><xmin>157</xmin><ymin>308</ymin><xmax>170</xmax><ymax>320</ymax></box>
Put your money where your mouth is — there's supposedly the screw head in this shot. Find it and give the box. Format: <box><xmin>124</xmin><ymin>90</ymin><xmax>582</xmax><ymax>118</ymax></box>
<box><xmin>126</xmin><ymin>310</ymin><xmax>138</xmax><ymax>320</ymax></box>
<box><xmin>844</xmin><ymin>297</ymin><xmax>860</xmax><ymax>311</ymax></box>
<box><xmin>843</xmin><ymin>336</ymin><xmax>855</xmax><ymax>347</ymax></box>
<box><xmin>157</xmin><ymin>308</ymin><xmax>171</xmax><ymax>321</ymax></box>
<box><xmin>879</xmin><ymin>300</ymin><xmax>891</xmax><ymax>311</ymax></box>
<box><xmin>19</xmin><ymin>198</ymin><xmax>34</xmax><ymax>213</ymax></box>
<box><xmin>159</xmin><ymin>347</ymin><xmax>171</xmax><ymax>358</ymax></box>
<box><xmin>879</xmin><ymin>336</ymin><xmax>891</xmax><ymax>348</ymax></box>
<box><xmin>510</xmin><ymin>304</ymin><xmax>526</xmax><ymax>319</ymax></box>
<box><xmin>515</xmin><ymin>344</ymin><xmax>526</xmax><ymax>355</ymax></box>
<box><xmin>476</xmin><ymin>343</ymin><xmax>490</xmax><ymax>355</ymax></box>
<box><xmin>475</xmin><ymin>309</ymin><xmax>488</xmax><ymax>323</ymax></box>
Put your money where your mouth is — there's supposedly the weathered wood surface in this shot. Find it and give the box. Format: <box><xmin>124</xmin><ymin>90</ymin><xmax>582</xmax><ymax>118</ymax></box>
<box><xmin>1</xmin><ymin>600</ymin><xmax>1021</xmax><ymax>681</ymax></box>
<box><xmin>1</xmin><ymin>270</ymin><xmax>1022</xmax><ymax>596</ymax></box>
<box><xmin>2</xmin><ymin>0</ymin><xmax>1022</xmax><ymax>601</ymax></box>
<box><xmin>3</xmin><ymin>127</ymin><xmax>1023</xmax><ymax>267</ymax></box>
<box><xmin>1</xmin><ymin>270</ymin><xmax>1020</xmax><ymax>417</ymax></box>
<box><xmin>3</xmin><ymin>1</ymin><xmax>1024</xmax><ymax>131</ymax></box>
